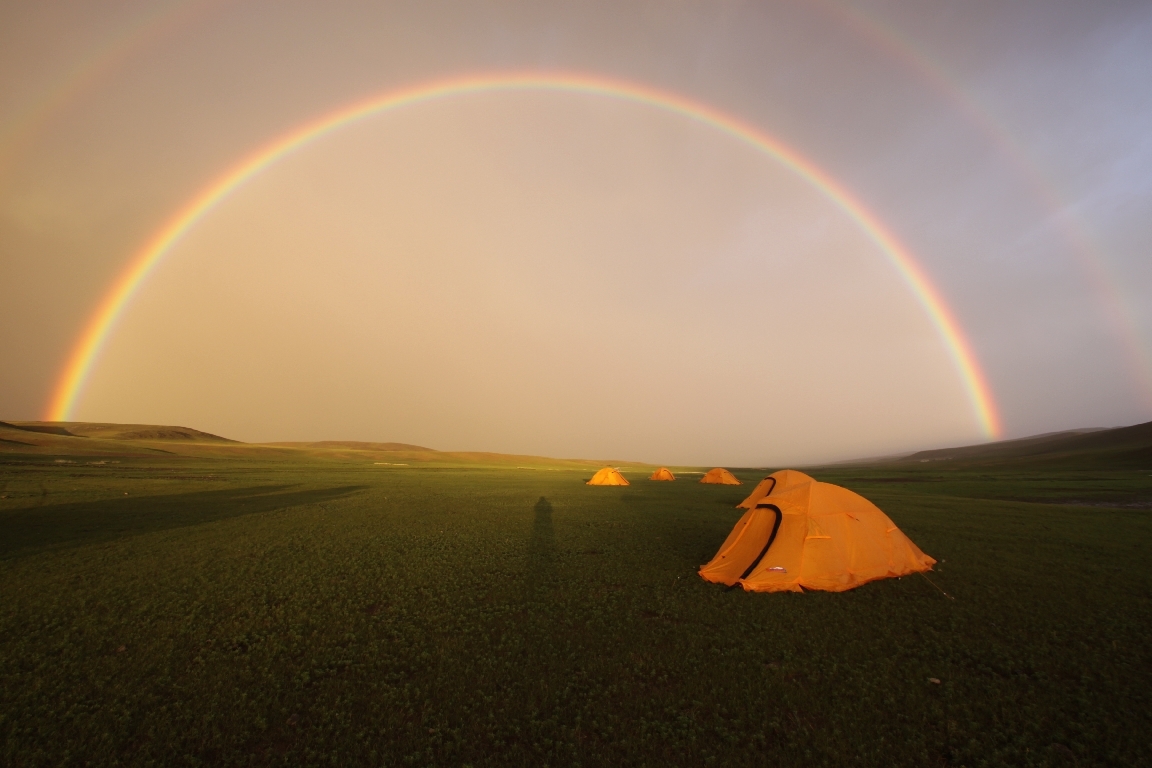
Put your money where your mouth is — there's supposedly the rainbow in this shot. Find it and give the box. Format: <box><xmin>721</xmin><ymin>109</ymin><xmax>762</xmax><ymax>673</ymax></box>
<box><xmin>45</xmin><ymin>71</ymin><xmax>1002</xmax><ymax>437</ymax></box>
<box><xmin>814</xmin><ymin>0</ymin><xmax>1152</xmax><ymax>405</ymax></box>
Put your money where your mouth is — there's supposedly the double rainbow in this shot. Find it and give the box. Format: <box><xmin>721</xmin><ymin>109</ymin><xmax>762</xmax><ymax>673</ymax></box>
<box><xmin>45</xmin><ymin>71</ymin><xmax>1002</xmax><ymax>438</ymax></box>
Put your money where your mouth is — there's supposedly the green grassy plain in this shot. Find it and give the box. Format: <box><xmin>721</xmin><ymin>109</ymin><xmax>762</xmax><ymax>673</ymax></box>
<box><xmin>2</xmin><ymin>452</ymin><xmax>1151</xmax><ymax>766</ymax></box>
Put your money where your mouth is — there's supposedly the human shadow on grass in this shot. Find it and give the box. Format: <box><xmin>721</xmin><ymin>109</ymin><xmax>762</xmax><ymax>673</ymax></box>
<box><xmin>524</xmin><ymin>496</ymin><xmax>557</xmax><ymax>599</ymax></box>
<box><xmin>0</xmin><ymin>483</ymin><xmax>367</xmax><ymax>558</ymax></box>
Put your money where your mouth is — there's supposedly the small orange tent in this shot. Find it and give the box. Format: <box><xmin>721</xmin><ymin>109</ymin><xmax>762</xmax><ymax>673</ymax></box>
<box><xmin>587</xmin><ymin>467</ymin><xmax>629</xmax><ymax>486</ymax></box>
<box><xmin>700</xmin><ymin>468</ymin><xmax>741</xmax><ymax>485</ymax></box>
<box><xmin>649</xmin><ymin>467</ymin><xmax>675</xmax><ymax>481</ymax></box>
<box><xmin>699</xmin><ymin>470</ymin><xmax>934</xmax><ymax>592</ymax></box>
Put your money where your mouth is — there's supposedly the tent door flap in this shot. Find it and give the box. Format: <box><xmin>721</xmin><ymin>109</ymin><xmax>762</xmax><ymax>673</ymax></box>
<box><xmin>738</xmin><ymin>504</ymin><xmax>783</xmax><ymax>582</ymax></box>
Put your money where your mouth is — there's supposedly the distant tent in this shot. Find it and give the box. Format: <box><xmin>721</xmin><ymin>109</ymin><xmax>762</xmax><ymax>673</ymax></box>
<box><xmin>649</xmin><ymin>467</ymin><xmax>676</xmax><ymax>481</ymax></box>
<box><xmin>587</xmin><ymin>467</ymin><xmax>630</xmax><ymax>486</ymax></box>
<box><xmin>699</xmin><ymin>470</ymin><xmax>935</xmax><ymax>592</ymax></box>
<box><xmin>700</xmin><ymin>468</ymin><xmax>741</xmax><ymax>485</ymax></box>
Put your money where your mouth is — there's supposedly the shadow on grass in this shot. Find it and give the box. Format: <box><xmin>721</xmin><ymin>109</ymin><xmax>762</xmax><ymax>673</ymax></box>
<box><xmin>524</xmin><ymin>496</ymin><xmax>557</xmax><ymax>600</ymax></box>
<box><xmin>0</xmin><ymin>483</ymin><xmax>367</xmax><ymax>558</ymax></box>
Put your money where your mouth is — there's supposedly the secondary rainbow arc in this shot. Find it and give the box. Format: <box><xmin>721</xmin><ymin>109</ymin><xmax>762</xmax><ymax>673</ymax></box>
<box><xmin>814</xmin><ymin>0</ymin><xmax>1152</xmax><ymax>404</ymax></box>
<box><xmin>45</xmin><ymin>71</ymin><xmax>1002</xmax><ymax>438</ymax></box>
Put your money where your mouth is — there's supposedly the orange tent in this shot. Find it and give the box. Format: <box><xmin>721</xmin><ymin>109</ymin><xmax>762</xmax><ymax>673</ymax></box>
<box><xmin>735</xmin><ymin>469</ymin><xmax>810</xmax><ymax>508</ymax></box>
<box><xmin>700</xmin><ymin>468</ymin><xmax>741</xmax><ymax>485</ymax></box>
<box><xmin>649</xmin><ymin>467</ymin><xmax>675</xmax><ymax>481</ymax></box>
<box><xmin>699</xmin><ymin>470</ymin><xmax>934</xmax><ymax>592</ymax></box>
<box><xmin>587</xmin><ymin>467</ymin><xmax>629</xmax><ymax>486</ymax></box>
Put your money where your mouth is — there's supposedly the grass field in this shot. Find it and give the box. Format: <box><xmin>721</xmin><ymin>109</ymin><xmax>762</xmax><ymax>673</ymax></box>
<box><xmin>2</xmin><ymin>452</ymin><xmax>1151</xmax><ymax>766</ymax></box>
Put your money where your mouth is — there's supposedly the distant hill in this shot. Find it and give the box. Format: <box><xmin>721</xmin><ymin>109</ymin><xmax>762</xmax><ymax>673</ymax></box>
<box><xmin>14</xmin><ymin>418</ymin><xmax>1147</xmax><ymax>471</ymax></box>
<box><xmin>4</xmin><ymin>421</ymin><xmax>237</xmax><ymax>443</ymax></box>
<box><xmin>268</xmin><ymin>440</ymin><xmax>434</xmax><ymax>452</ymax></box>
<box><xmin>0</xmin><ymin>420</ymin><xmax>644</xmax><ymax>469</ymax></box>
<box><xmin>897</xmin><ymin>420</ymin><xmax>1152</xmax><ymax>469</ymax></box>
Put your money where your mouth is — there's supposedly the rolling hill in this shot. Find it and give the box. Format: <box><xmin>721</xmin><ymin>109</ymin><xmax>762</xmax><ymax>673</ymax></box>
<box><xmin>6</xmin><ymin>417</ymin><xmax>1151</xmax><ymax>470</ymax></box>
<box><xmin>897</xmin><ymin>419</ymin><xmax>1152</xmax><ymax>468</ymax></box>
<box><xmin>0</xmin><ymin>421</ymin><xmax>643</xmax><ymax>470</ymax></box>
<box><xmin>6</xmin><ymin>421</ymin><xmax>237</xmax><ymax>442</ymax></box>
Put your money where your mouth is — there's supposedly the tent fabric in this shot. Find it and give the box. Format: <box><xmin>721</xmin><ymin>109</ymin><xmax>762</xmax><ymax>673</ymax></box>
<box><xmin>587</xmin><ymin>467</ymin><xmax>630</xmax><ymax>486</ymax></box>
<box><xmin>699</xmin><ymin>469</ymin><xmax>935</xmax><ymax>592</ymax></box>
<box><xmin>736</xmin><ymin>469</ymin><xmax>811</xmax><ymax>508</ymax></box>
<box><xmin>649</xmin><ymin>467</ymin><xmax>676</xmax><ymax>481</ymax></box>
<box><xmin>700</xmin><ymin>468</ymin><xmax>741</xmax><ymax>485</ymax></box>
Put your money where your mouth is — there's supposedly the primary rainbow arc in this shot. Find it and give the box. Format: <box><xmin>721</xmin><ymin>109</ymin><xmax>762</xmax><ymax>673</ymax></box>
<box><xmin>45</xmin><ymin>71</ymin><xmax>1002</xmax><ymax>438</ymax></box>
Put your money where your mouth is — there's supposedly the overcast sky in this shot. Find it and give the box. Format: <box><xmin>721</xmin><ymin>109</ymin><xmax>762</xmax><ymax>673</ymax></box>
<box><xmin>2</xmin><ymin>0</ymin><xmax>1150</xmax><ymax>465</ymax></box>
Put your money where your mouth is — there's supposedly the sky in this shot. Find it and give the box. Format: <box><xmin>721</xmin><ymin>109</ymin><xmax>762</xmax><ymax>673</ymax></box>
<box><xmin>1</xmin><ymin>0</ymin><xmax>1150</xmax><ymax>466</ymax></box>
